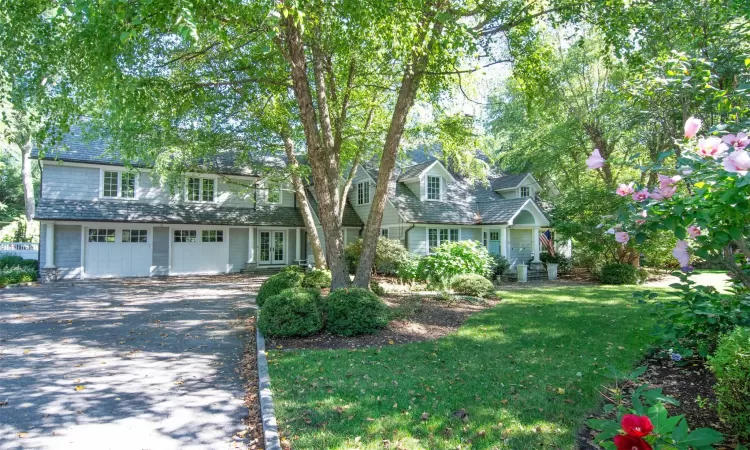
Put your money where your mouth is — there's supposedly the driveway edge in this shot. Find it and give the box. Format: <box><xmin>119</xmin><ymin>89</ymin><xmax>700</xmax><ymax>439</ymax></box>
<box><xmin>256</xmin><ymin>321</ymin><xmax>282</xmax><ymax>450</ymax></box>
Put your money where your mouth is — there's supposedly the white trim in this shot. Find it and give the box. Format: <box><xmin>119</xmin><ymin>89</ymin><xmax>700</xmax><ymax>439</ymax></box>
<box><xmin>80</xmin><ymin>225</ymin><xmax>86</xmax><ymax>279</ymax></box>
<box><xmin>425</xmin><ymin>175</ymin><xmax>442</xmax><ymax>201</ymax></box>
<box><xmin>184</xmin><ymin>175</ymin><xmax>219</xmax><ymax>203</ymax></box>
<box><xmin>99</xmin><ymin>168</ymin><xmax>140</xmax><ymax>200</ymax></box>
<box><xmin>507</xmin><ymin>199</ymin><xmax>550</xmax><ymax>227</ymax></box>
<box><xmin>356</xmin><ymin>181</ymin><xmax>371</xmax><ymax>205</ymax></box>
<box><xmin>264</xmin><ymin>182</ymin><xmax>283</xmax><ymax>205</ymax></box>
<box><xmin>400</xmin><ymin>160</ymin><xmax>457</xmax><ymax>184</ymax></box>
<box><xmin>495</xmin><ymin>173</ymin><xmax>542</xmax><ymax>193</ymax></box>
<box><xmin>359</xmin><ymin>168</ymin><xmax>409</xmax><ymax>223</ymax></box>
<box><xmin>40</xmin><ymin>160</ymin><xmax>260</xmax><ymax>181</ymax></box>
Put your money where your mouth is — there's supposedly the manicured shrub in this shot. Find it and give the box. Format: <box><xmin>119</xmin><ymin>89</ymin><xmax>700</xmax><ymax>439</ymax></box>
<box><xmin>416</xmin><ymin>241</ymin><xmax>493</xmax><ymax>286</ymax></box>
<box><xmin>345</xmin><ymin>237</ymin><xmax>411</xmax><ymax>275</ymax></box>
<box><xmin>599</xmin><ymin>263</ymin><xmax>638</xmax><ymax>285</ymax></box>
<box><xmin>0</xmin><ymin>254</ymin><xmax>25</xmax><ymax>269</ymax></box>
<box><xmin>708</xmin><ymin>327</ymin><xmax>750</xmax><ymax>440</ymax></box>
<box><xmin>370</xmin><ymin>280</ymin><xmax>386</xmax><ymax>296</ymax></box>
<box><xmin>326</xmin><ymin>288</ymin><xmax>390</xmax><ymax>336</ymax></box>
<box><xmin>0</xmin><ymin>266</ymin><xmax>38</xmax><ymax>287</ymax></box>
<box><xmin>490</xmin><ymin>254</ymin><xmax>511</xmax><ymax>278</ymax></box>
<box><xmin>281</xmin><ymin>265</ymin><xmax>304</xmax><ymax>274</ymax></box>
<box><xmin>258</xmin><ymin>289</ymin><xmax>323</xmax><ymax>337</ymax></box>
<box><xmin>450</xmin><ymin>274</ymin><xmax>495</xmax><ymax>298</ymax></box>
<box><xmin>302</xmin><ymin>269</ymin><xmax>331</xmax><ymax>289</ymax></box>
<box><xmin>256</xmin><ymin>270</ymin><xmax>304</xmax><ymax>307</ymax></box>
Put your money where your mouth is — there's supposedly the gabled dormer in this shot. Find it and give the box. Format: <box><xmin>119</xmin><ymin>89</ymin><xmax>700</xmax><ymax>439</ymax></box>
<box><xmin>398</xmin><ymin>159</ymin><xmax>456</xmax><ymax>202</ymax></box>
<box><xmin>491</xmin><ymin>173</ymin><xmax>541</xmax><ymax>199</ymax></box>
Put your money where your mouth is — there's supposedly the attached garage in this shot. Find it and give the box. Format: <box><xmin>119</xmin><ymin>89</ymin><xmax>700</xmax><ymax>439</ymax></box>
<box><xmin>171</xmin><ymin>226</ymin><xmax>230</xmax><ymax>275</ymax></box>
<box><xmin>84</xmin><ymin>226</ymin><xmax>152</xmax><ymax>278</ymax></box>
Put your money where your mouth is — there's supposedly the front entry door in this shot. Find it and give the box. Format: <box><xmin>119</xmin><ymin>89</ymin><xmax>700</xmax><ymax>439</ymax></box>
<box><xmin>489</xmin><ymin>231</ymin><xmax>500</xmax><ymax>255</ymax></box>
<box><xmin>259</xmin><ymin>230</ymin><xmax>285</xmax><ymax>264</ymax></box>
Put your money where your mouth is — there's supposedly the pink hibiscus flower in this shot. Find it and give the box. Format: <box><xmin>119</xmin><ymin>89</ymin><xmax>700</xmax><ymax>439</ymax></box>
<box><xmin>616</xmin><ymin>183</ymin><xmax>635</xmax><ymax>197</ymax></box>
<box><xmin>722</xmin><ymin>150</ymin><xmax>750</xmax><ymax>175</ymax></box>
<box><xmin>696</xmin><ymin>136</ymin><xmax>729</xmax><ymax>159</ymax></box>
<box><xmin>587</xmin><ymin>148</ymin><xmax>606</xmax><ymax>170</ymax></box>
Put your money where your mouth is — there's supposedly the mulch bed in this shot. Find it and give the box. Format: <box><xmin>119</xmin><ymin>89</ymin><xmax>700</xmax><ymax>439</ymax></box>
<box><xmin>239</xmin><ymin>316</ymin><xmax>265</xmax><ymax>449</ymax></box>
<box><xmin>578</xmin><ymin>354</ymin><xmax>742</xmax><ymax>449</ymax></box>
<box><xmin>265</xmin><ymin>295</ymin><xmax>499</xmax><ymax>351</ymax></box>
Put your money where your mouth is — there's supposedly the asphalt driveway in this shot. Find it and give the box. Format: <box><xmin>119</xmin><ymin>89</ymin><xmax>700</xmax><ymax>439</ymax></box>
<box><xmin>0</xmin><ymin>275</ymin><xmax>262</xmax><ymax>450</ymax></box>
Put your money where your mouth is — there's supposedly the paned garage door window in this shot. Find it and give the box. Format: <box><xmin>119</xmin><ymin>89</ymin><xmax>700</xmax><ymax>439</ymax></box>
<box><xmin>202</xmin><ymin>230</ymin><xmax>224</xmax><ymax>242</ymax></box>
<box><xmin>89</xmin><ymin>229</ymin><xmax>116</xmax><ymax>242</ymax></box>
<box><xmin>122</xmin><ymin>230</ymin><xmax>148</xmax><ymax>243</ymax></box>
<box><xmin>174</xmin><ymin>230</ymin><xmax>197</xmax><ymax>242</ymax></box>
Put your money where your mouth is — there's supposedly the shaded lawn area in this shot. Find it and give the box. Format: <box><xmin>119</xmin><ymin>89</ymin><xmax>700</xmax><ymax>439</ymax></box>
<box><xmin>267</xmin><ymin>286</ymin><xmax>675</xmax><ymax>449</ymax></box>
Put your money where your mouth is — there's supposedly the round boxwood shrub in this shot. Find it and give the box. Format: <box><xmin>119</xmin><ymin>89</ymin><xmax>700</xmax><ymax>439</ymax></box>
<box><xmin>256</xmin><ymin>270</ymin><xmax>304</xmax><ymax>307</ymax></box>
<box><xmin>450</xmin><ymin>274</ymin><xmax>495</xmax><ymax>298</ymax></box>
<box><xmin>345</xmin><ymin>237</ymin><xmax>411</xmax><ymax>275</ymax></box>
<box><xmin>258</xmin><ymin>289</ymin><xmax>323</xmax><ymax>337</ymax></box>
<box><xmin>708</xmin><ymin>327</ymin><xmax>750</xmax><ymax>440</ymax></box>
<box><xmin>599</xmin><ymin>263</ymin><xmax>638</xmax><ymax>285</ymax></box>
<box><xmin>302</xmin><ymin>269</ymin><xmax>331</xmax><ymax>289</ymax></box>
<box><xmin>326</xmin><ymin>288</ymin><xmax>390</xmax><ymax>336</ymax></box>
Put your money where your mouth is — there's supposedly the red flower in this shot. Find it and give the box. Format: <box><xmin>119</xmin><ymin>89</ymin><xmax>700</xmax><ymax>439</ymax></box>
<box><xmin>621</xmin><ymin>414</ymin><xmax>654</xmax><ymax>437</ymax></box>
<box><xmin>614</xmin><ymin>434</ymin><xmax>652</xmax><ymax>450</ymax></box>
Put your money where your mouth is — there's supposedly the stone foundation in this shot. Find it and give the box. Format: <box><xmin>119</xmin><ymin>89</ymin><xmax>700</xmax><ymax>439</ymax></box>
<box><xmin>39</xmin><ymin>268</ymin><xmax>59</xmax><ymax>283</ymax></box>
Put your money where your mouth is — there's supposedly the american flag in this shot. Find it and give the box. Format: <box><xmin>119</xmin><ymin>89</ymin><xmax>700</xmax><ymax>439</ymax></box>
<box><xmin>540</xmin><ymin>230</ymin><xmax>555</xmax><ymax>256</ymax></box>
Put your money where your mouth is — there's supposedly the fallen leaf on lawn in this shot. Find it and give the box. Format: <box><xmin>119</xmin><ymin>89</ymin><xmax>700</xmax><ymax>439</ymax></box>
<box><xmin>556</xmin><ymin>388</ymin><xmax>565</xmax><ymax>395</ymax></box>
<box><xmin>74</xmin><ymin>385</ymin><xmax>85</xmax><ymax>391</ymax></box>
<box><xmin>18</xmin><ymin>432</ymin><xmax>28</xmax><ymax>438</ymax></box>
<box><xmin>420</xmin><ymin>412</ymin><xmax>430</xmax><ymax>421</ymax></box>
<box><xmin>388</xmin><ymin>339</ymin><xmax>394</xmax><ymax>345</ymax></box>
<box><xmin>23</xmin><ymin>350</ymin><xmax>30</xmax><ymax>355</ymax></box>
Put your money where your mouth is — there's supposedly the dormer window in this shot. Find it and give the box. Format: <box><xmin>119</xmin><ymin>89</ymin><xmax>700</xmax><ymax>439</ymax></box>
<box><xmin>101</xmin><ymin>170</ymin><xmax>137</xmax><ymax>199</ymax></box>
<box><xmin>187</xmin><ymin>177</ymin><xmax>215</xmax><ymax>202</ymax></box>
<box><xmin>427</xmin><ymin>176</ymin><xmax>441</xmax><ymax>201</ymax></box>
<box><xmin>520</xmin><ymin>186</ymin><xmax>531</xmax><ymax>198</ymax></box>
<box><xmin>357</xmin><ymin>182</ymin><xmax>370</xmax><ymax>205</ymax></box>
<box><xmin>266</xmin><ymin>183</ymin><xmax>282</xmax><ymax>205</ymax></box>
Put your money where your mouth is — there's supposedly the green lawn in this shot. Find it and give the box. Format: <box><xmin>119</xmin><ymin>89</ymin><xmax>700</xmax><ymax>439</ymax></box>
<box><xmin>267</xmin><ymin>286</ymin><xmax>675</xmax><ymax>449</ymax></box>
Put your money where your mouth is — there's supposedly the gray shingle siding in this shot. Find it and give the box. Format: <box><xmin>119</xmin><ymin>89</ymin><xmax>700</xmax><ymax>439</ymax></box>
<box><xmin>228</xmin><ymin>228</ymin><xmax>249</xmax><ymax>272</ymax></box>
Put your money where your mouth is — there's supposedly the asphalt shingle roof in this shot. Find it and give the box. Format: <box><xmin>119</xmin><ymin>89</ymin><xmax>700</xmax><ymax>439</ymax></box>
<box><xmin>397</xmin><ymin>159</ymin><xmax>436</xmax><ymax>181</ymax></box>
<box><xmin>490</xmin><ymin>173</ymin><xmax>529</xmax><ymax>190</ymax></box>
<box><xmin>35</xmin><ymin>198</ymin><xmax>364</xmax><ymax>228</ymax></box>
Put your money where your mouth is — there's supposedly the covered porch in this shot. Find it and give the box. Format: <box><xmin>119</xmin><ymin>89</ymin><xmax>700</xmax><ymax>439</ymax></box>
<box><xmin>480</xmin><ymin>201</ymin><xmax>552</xmax><ymax>271</ymax></box>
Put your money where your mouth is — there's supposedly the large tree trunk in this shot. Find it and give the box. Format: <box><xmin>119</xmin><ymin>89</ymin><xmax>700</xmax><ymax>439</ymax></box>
<box><xmin>352</xmin><ymin>46</ymin><xmax>433</xmax><ymax>288</ymax></box>
<box><xmin>281</xmin><ymin>134</ymin><xmax>327</xmax><ymax>269</ymax></box>
<box><xmin>20</xmin><ymin>135</ymin><xmax>35</xmax><ymax>223</ymax></box>
<box><xmin>281</xmin><ymin>14</ymin><xmax>350</xmax><ymax>289</ymax></box>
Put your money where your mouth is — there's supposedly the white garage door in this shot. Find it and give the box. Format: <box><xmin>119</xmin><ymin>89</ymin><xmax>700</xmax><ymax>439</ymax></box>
<box><xmin>85</xmin><ymin>227</ymin><xmax>151</xmax><ymax>278</ymax></box>
<box><xmin>171</xmin><ymin>228</ymin><xmax>229</xmax><ymax>274</ymax></box>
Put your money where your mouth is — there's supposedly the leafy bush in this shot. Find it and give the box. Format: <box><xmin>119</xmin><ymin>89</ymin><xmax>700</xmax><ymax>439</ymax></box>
<box><xmin>326</xmin><ymin>288</ymin><xmax>390</xmax><ymax>336</ymax></box>
<box><xmin>416</xmin><ymin>241</ymin><xmax>493</xmax><ymax>286</ymax></box>
<box><xmin>489</xmin><ymin>254</ymin><xmax>510</xmax><ymax>278</ymax></box>
<box><xmin>281</xmin><ymin>265</ymin><xmax>304</xmax><ymax>274</ymax></box>
<box><xmin>599</xmin><ymin>263</ymin><xmax>638</xmax><ymax>285</ymax></box>
<box><xmin>258</xmin><ymin>289</ymin><xmax>323</xmax><ymax>337</ymax></box>
<box><xmin>302</xmin><ymin>269</ymin><xmax>331</xmax><ymax>289</ymax></box>
<box><xmin>395</xmin><ymin>255</ymin><xmax>420</xmax><ymax>283</ymax></box>
<box><xmin>0</xmin><ymin>266</ymin><xmax>38</xmax><ymax>287</ymax></box>
<box><xmin>256</xmin><ymin>270</ymin><xmax>304</xmax><ymax>307</ymax></box>
<box><xmin>540</xmin><ymin>253</ymin><xmax>572</xmax><ymax>274</ymax></box>
<box><xmin>345</xmin><ymin>237</ymin><xmax>411</xmax><ymax>275</ymax></box>
<box><xmin>450</xmin><ymin>274</ymin><xmax>495</xmax><ymax>298</ymax></box>
<box><xmin>370</xmin><ymin>280</ymin><xmax>386</xmax><ymax>296</ymax></box>
<box><xmin>708</xmin><ymin>327</ymin><xmax>750</xmax><ymax>440</ymax></box>
<box><xmin>0</xmin><ymin>254</ymin><xmax>25</xmax><ymax>269</ymax></box>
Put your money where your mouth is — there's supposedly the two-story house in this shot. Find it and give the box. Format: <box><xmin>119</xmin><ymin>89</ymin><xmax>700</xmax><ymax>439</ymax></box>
<box><xmin>33</xmin><ymin>126</ymin><xmax>552</xmax><ymax>280</ymax></box>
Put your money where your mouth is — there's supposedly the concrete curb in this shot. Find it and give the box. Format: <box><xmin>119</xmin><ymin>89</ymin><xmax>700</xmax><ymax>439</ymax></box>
<box><xmin>256</xmin><ymin>322</ymin><xmax>282</xmax><ymax>450</ymax></box>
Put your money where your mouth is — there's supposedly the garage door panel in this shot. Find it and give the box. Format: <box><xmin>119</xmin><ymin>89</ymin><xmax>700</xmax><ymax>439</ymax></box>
<box><xmin>85</xmin><ymin>227</ymin><xmax>151</xmax><ymax>278</ymax></box>
<box><xmin>171</xmin><ymin>228</ymin><xmax>228</xmax><ymax>275</ymax></box>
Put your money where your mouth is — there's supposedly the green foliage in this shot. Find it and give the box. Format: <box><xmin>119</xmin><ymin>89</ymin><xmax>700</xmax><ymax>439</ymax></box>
<box><xmin>0</xmin><ymin>266</ymin><xmax>37</xmax><ymax>286</ymax></box>
<box><xmin>489</xmin><ymin>254</ymin><xmax>511</xmax><ymax>278</ymax></box>
<box><xmin>640</xmin><ymin>278</ymin><xmax>750</xmax><ymax>358</ymax></box>
<box><xmin>395</xmin><ymin>255</ymin><xmax>420</xmax><ymax>283</ymax></box>
<box><xmin>344</xmin><ymin>238</ymin><xmax>411</xmax><ymax>276</ymax></box>
<box><xmin>281</xmin><ymin>265</ymin><xmax>304</xmax><ymax>274</ymax></box>
<box><xmin>256</xmin><ymin>270</ymin><xmax>304</xmax><ymax>307</ymax></box>
<box><xmin>302</xmin><ymin>269</ymin><xmax>331</xmax><ymax>289</ymax></box>
<box><xmin>0</xmin><ymin>254</ymin><xmax>26</xmax><ymax>268</ymax></box>
<box><xmin>709</xmin><ymin>327</ymin><xmax>750</xmax><ymax>440</ymax></box>
<box><xmin>258</xmin><ymin>289</ymin><xmax>323</xmax><ymax>337</ymax></box>
<box><xmin>599</xmin><ymin>263</ymin><xmax>638</xmax><ymax>285</ymax></box>
<box><xmin>325</xmin><ymin>288</ymin><xmax>389</xmax><ymax>336</ymax></box>
<box><xmin>450</xmin><ymin>274</ymin><xmax>495</xmax><ymax>298</ymax></box>
<box><xmin>416</xmin><ymin>241</ymin><xmax>493</xmax><ymax>286</ymax></box>
<box><xmin>369</xmin><ymin>280</ymin><xmax>386</xmax><ymax>296</ymax></box>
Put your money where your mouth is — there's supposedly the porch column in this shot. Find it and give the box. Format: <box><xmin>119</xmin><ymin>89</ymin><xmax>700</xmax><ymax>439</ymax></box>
<box><xmin>500</xmin><ymin>227</ymin><xmax>508</xmax><ymax>257</ymax></box>
<box><xmin>247</xmin><ymin>227</ymin><xmax>255</xmax><ymax>263</ymax></box>
<box><xmin>532</xmin><ymin>226</ymin><xmax>541</xmax><ymax>262</ymax></box>
<box><xmin>44</xmin><ymin>222</ymin><xmax>55</xmax><ymax>268</ymax></box>
<box><xmin>295</xmin><ymin>228</ymin><xmax>301</xmax><ymax>262</ymax></box>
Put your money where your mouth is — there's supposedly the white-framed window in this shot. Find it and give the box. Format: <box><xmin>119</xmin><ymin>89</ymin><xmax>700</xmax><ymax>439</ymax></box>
<box><xmin>186</xmin><ymin>177</ymin><xmax>216</xmax><ymax>202</ymax></box>
<box><xmin>380</xmin><ymin>228</ymin><xmax>389</xmax><ymax>238</ymax></box>
<box><xmin>101</xmin><ymin>170</ymin><xmax>137</xmax><ymax>199</ymax></box>
<box><xmin>357</xmin><ymin>182</ymin><xmax>370</xmax><ymax>205</ymax></box>
<box><xmin>427</xmin><ymin>176</ymin><xmax>441</xmax><ymax>200</ymax></box>
<box><xmin>122</xmin><ymin>230</ymin><xmax>148</xmax><ymax>243</ymax></box>
<box><xmin>482</xmin><ymin>231</ymin><xmax>488</xmax><ymax>247</ymax></box>
<box><xmin>174</xmin><ymin>230</ymin><xmax>197</xmax><ymax>242</ymax></box>
<box><xmin>266</xmin><ymin>183</ymin><xmax>282</xmax><ymax>205</ymax></box>
<box><xmin>520</xmin><ymin>186</ymin><xmax>531</xmax><ymax>197</ymax></box>
<box><xmin>490</xmin><ymin>231</ymin><xmax>499</xmax><ymax>241</ymax></box>
<box><xmin>427</xmin><ymin>227</ymin><xmax>459</xmax><ymax>253</ymax></box>
<box><xmin>201</xmin><ymin>230</ymin><xmax>224</xmax><ymax>242</ymax></box>
<box><xmin>89</xmin><ymin>229</ymin><xmax>116</xmax><ymax>243</ymax></box>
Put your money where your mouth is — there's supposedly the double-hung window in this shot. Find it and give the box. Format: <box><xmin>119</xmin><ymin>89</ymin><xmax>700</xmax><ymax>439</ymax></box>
<box><xmin>427</xmin><ymin>176</ymin><xmax>441</xmax><ymax>201</ymax></box>
<box><xmin>520</xmin><ymin>186</ymin><xmax>531</xmax><ymax>197</ymax></box>
<box><xmin>266</xmin><ymin>183</ymin><xmax>281</xmax><ymax>204</ymax></box>
<box><xmin>187</xmin><ymin>177</ymin><xmax>215</xmax><ymax>202</ymax></box>
<box><xmin>357</xmin><ymin>182</ymin><xmax>370</xmax><ymax>205</ymax></box>
<box><xmin>102</xmin><ymin>170</ymin><xmax>136</xmax><ymax>199</ymax></box>
<box><xmin>380</xmin><ymin>228</ymin><xmax>389</xmax><ymax>238</ymax></box>
<box><xmin>427</xmin><ymin>227</ymin><xmax>459</xmax><ymax>253</ymax></box>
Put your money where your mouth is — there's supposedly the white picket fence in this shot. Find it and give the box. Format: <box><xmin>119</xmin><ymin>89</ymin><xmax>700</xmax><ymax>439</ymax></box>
<box><xmin>0</xmin><ymin>242</ymin><xmax>39</xmax><ymax>260</ymax></box>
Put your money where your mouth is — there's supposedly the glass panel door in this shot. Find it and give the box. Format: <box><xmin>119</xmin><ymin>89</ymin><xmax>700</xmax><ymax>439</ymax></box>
<box><xmin>259</xmin><ymin>231</ymin><xmax>271</xmax><ymax>264</ymax></box>
<box><xmin>273</xmin><ymin>231</ymin><xmax>285</xmax><ymax>263</ymax></box>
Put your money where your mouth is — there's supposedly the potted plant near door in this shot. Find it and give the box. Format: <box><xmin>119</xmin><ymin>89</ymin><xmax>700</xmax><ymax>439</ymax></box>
<box><xmin>541</xmin><ymin>253</ymin><xmax>563</xmax><ymax>280</ymax></box>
